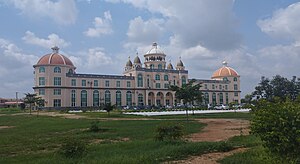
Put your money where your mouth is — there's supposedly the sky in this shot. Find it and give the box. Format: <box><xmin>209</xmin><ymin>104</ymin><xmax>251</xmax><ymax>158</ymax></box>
<box><xmin>0</xmin><ymin>0</ymin><xmax>300</xmax><ymax>98</ymax></box>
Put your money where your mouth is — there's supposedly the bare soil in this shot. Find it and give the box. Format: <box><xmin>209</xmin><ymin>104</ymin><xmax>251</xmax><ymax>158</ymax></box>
<box><xmin>168</xmin><ymin>148</ymin><xmax>248</xmax><ymax>164</ymax></box>
<box><xmin>168</xmin><ymin>119</ymin><xmax>250</xmax><ymax>164</ymax></box>
<box><xmin>0</xmin><ymin>126</ymin><xmax>15</xmax><ymax>129</ymax></box>
<box><xmin>187</xmin><ymin>119</ymin><xmax>250</xmax><ymax>142</ymax></box>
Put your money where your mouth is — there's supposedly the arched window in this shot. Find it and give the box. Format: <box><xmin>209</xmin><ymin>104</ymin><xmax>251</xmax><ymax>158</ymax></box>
<box><xmin>138</xmin><ymin>94</ymin><xmax>144</xmax><ymax>106</ymax></box>
<box><xmin>54</xmin><ymin>67</ymin><xmax>61</xmax><ymax>73</ymax></box>
<box><xmin>219</xmin><ymin>93</ymin><xmax>223</xmax><ymax>104</ymax></box>
<box><xmin>71</xmin><ymin>90</ymin><xmax>76</xmax><ymax>107</ymax></box>
<box><xmin>223</xmin><ymin>77</ymin><xmax>228</xmax><ymax>81</ymax></box>
<box><xmin>212</xmin><ymin>93</ymin><xmax>216</xmax><ymax>106</ymax></box>
<box><xmin>126</xmin><ymin>91</ymin><xmax>132</xmax><ymax>106</ymax></box>
<box><xmin>155</xmin><ymin>74</ymin><xmax>160</xmax><ymax>81</ymax></box>
<box><xmin>93</xmin><ymin>90</ymin><xmax>99</xmax><ymax>106</ymax></box>
<box><xmin>116</xmin><ymin>90</ymin><xmax>122</xmax><ymax>106</ymax></box>
<box><xmin>164</xmin><ymin>75</ymin><xmax>168</xmax><ymax>81</ymax></box>
<box><xmin>204</xmin><ymin>92</ymin><xmax>209</xmax><ymax>105</ymax></box>
<box><xmin>137</xmin><ymin>74</ymin><xmax>143</xmax><ymax>87</ymax></box>
<box><xmin>234</xmin><ymin>77</ymin><xmax>237</xmax><ymax>81</ymax></box>
<box><xmin>182</xmin><ymin>76</ymin><xmax>186</xmax><ymax>86</ymax></box>
<box><xmin>105</xmin><ymin>90</ymin><xmax>111</xmax><ymax>104</ymax></box>
<box><xmin>225</xmin><ymin>93</ymin><xmax>229</xmax><ymax>104</ymax></box>
<box><xmin>81</xmin><ymin>90</ymin><xmax>87</xmax><ymax>107</ymax></box>
<box><xmin>150</xmin><ymin>64</ymin><xmax>154</xmax><ymax>69</ymax></box>
<box><xmin>158</xmin><ymin>64</ymin><xmax>162</xmax><ymax>69</ymax></box>
<box><xmin>39</xmin><ymin>67</ymin><xmax>45</xmax><ymax>73</ymax></box>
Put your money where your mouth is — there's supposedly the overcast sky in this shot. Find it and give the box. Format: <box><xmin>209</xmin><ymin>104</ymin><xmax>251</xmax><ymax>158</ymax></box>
<box><xmin>0</xmin><ymin>0</ymin><xmax>300</xmax><ymax>98</ymax></box>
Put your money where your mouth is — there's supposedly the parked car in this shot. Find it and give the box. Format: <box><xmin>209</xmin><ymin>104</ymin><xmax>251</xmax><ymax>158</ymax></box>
<box><xmin>214</xmin><ymin>104</ymin><xmax>229</xmax><ymax>110</ymax></box>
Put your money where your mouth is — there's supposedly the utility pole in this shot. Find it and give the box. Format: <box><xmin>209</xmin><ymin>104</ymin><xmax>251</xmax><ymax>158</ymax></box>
<box><xmin>16</xmin><ymin>92</ymin><xmax>18</xmax><ymax>108</ymax></box>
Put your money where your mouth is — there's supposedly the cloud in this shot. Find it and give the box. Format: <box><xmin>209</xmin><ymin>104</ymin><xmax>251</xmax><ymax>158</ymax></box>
<box><xmin>84</xmin><ymin>11</ymin><xmax>113</xmax><ymax>37</ymax></box>
<box><xmin>257</xmin><ymin>2</ymin><xmax>300</xmax><ymax>42</ymax></box>
<box><xmin>0</xmin><ymin>38</ymin><xmax>39</xmax><ymax>98</ymax></box>
<box><xmin>22</xmin><ymin>31</ymin><xmax>70</xmax><ymax>48</ymax></box>
<box><xmin>109</xmin><ymin>0</ymin><xmax>241</xmax><ymax>51</ymax></box>
<box><xmin>7</xmin><ymin>0</ymin><xmax>78</xmax><ymax>25</ymax></box>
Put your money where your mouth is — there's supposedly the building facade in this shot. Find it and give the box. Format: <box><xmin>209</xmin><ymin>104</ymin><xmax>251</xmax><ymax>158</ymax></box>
<box><xmin>33</xmin><ymin>43</ymin><xmax>241</xmax><ymax>108</ymax></box>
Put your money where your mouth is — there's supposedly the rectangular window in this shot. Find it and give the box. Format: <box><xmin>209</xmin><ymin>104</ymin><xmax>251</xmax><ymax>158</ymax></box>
<box><xmin>54</xmin><ymin>77</ymin><xmax>61</xmax><ymax>86</ymax></box>
<box><xmin>219</xmin><ymin>85</ymin><xmax>222</xmax><ymax>90</ymax></box>
<box><xmin>127</xmin><ymin>81</ymin><xmax>131</xmax><ymax>88</ymax></box>
<box><xmin>53</xmin><ymin>99</ymin><xmax>61</xmax><ymax>107</ymax></box>
<box><xmin>234</xmin><ymin>84</ymin><xmax>238</xmax><ymax>90</ymax></box>
<box><xmin>156</xmin><ymin>83</ymin><xmax>161</xmax><ymax>89</ymax></box>
<box><xmin>39</xmin><ymin>89</ymin><xmax>45</xmax><ymax>95</ymax></box>
<box><xmin>39</xmin><ymin>77</ymin><xmax>45</xmax><ymax>86</ymax></box>
<box><xmin>225</xmin><ymin>85</ymin><xmax>228</xmax><ymax>90</ymax></box>
<box><xmin>82</xmin><ymin>80</ymin><xmax>86</xmax><ymax>86</ymax></box>
<box><xmin>94</xmin><ymin>80</ymin><xmax>98</xmax><ymax>87</ymax></box>
<box><xmin>205</xmin><ymin>84</ymin><xmax>207</xmax><ymax>89</ymax></box>
<box><xmin>164</xmin><ymin>83</ymin><xmax>169</xmax><ymax>89</ymax></box>
<box><xmin>53</xmin><ymin>89</ymin><xmax>61</xmax><ymax>95</ymax></box>
<box><xmin>105</xmin><ymin>80</ymin><xmax>109</xmax><ymax>87</ymax></box>
<box><xmin>234</xmin><ymin>92</ymin><xmax>238</xmax><ymax>97</ymax></box>
<box><xmin>71</xmin><ymin>79</ymin><xmax>76</xmax><ymax>86</ymax></box>
<box><xmin>212</xmin><ymin>84</ymin><xmax>215</xmax><ymax>89</ymax></box>
<box><xmin>116</xmin><ymin>81</ymin><xmax>120</xmax><ymax>87</ymax></box>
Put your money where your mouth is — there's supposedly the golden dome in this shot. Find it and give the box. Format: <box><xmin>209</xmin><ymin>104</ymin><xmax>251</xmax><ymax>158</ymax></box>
<box><xmin>211</xmin><ymin>61</ymin><xmax>239</xmax><ymax>78</ymax></box>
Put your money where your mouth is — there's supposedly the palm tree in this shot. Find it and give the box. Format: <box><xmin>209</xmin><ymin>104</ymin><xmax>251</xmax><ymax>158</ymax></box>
<box><xmin>170</xmin><ymin>79</ymin><xmax>202</xmax><ymax>120</ymax></box>
<box><xmin>24</xmin><ymin>93</ymin><xmax>37</xmax><ymax>115</ymax></box>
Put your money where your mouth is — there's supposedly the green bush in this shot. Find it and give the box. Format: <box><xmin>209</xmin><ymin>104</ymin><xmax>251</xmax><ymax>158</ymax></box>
<box><xmin>59</xmin><ymin>138</ymin><xmax>87</xmax><ymax>158</ymax></box>
<box><xmin>155</xmin><ymin>123</ymin><xmax>184</xmax><ymax>141</ymax></box>
<box><xmin>90</xmin><ymin>121</ymin><xmax>100</xmax><ymax>132</ymax></box>
<box><xmin>251</xmin><ymin>99</ymin><xmax>300</xmax><ymax>162</ymax></box>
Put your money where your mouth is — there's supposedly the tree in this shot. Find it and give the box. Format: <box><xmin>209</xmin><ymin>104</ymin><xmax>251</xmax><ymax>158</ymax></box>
<box><xmin>35</xmin><ymin>97</ymin><xmax>45</xmax><ymax>117</ymax></box>
<box><xmin>24</xmin><ymin>93</ymin><xmax>37</xmax><ymax>115</ymax></box>
<box><xmin>252</xmin><ymin>75</ymin><xmax>300</xmax><ymax>102</ymax></box>
<box><xmin>103</xmin><ymin>103</ymin><xmax>114</xmax><ymax>116</ymax></box>
<box><xmin>170</xmin><ymin>79</ymin><xmax>202</xmax><ymax>120</ymax></box>
<box><xmin>251</xmin><ymin>99</ymin><xmax>300</xmax><ymax>162</ymax></box>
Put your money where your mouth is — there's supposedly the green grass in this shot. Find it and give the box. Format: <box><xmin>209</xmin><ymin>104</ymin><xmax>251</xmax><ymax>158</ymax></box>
<box><xmin>1</xmin><ymin>108</ymin><xmax>277</xmax><ymax>163</ymax></box>
<box><xmin>0</xmin><ymin>114</ymin><xmax>209</xmax><ymax>163</ymax></box>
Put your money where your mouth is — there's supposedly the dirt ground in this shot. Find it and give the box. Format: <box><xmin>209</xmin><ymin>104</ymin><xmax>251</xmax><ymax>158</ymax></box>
<box><xmin>168</xmin><ymin>119</ymin><xmax>250</xmax><ymax>164</ymax></box>
<box><xmin>0</xmin><ymin>126</ymin><xmax>15</xmax><ymax>129</ymax></box>
<box><xmin>187</xmin><ymin>119</ymin><xmax>250</xmax><ymax>142</ymax></box>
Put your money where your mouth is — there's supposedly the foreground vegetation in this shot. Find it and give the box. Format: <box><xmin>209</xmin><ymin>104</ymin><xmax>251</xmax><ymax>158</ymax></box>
<box><xmin>0</xmin><ymin>107</ymin><xmax>293</xmax><ymax>163</ymax></box>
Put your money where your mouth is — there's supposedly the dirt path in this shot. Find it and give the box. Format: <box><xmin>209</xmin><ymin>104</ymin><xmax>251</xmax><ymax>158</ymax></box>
<box><xmin>187</xmin><ymin>119</ymin><xmax>250</xmax><ymax>142</ymax></box>
<box><xmin>168</xmin><ymin>119</ymin><xmax>250</xmax><ymax>164</ymax></box>
<box><xmin>0</xmin><ymin>126</ymin><xmax>15</xmax><ymax>129</ymax></box>
<box><xmin>169</xmin><ymin>147</ymin><xmax>248</xmax><ymax>164</ymax></box>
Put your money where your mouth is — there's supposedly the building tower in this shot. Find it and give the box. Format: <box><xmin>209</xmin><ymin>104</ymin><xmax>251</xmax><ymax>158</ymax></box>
<box><xmin>144</xmin><ymin>42</ymin><xmax>166</xmax><ymax>69</ymax></box>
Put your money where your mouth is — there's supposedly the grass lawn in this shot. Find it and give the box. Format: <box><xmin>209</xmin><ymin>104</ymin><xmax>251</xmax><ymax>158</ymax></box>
<box><xmin>0</xmin><ymin>108</ymin><xmax>269</xmax><ymax>163</ymax></box>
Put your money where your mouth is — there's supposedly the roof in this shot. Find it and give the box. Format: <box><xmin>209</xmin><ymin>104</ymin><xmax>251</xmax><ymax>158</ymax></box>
<box><xmin>35</xmin><ymin>47</ymin><xmax>74</xmax><ymax>67</ymax></box>
<box><xmin>211</xmin><ymin>61</ymin><xmax>239</xmax><ymax>78</ymax></box>
<box><xmin>145</xmin><ymin>42</ymin><xmax>165</xmax><ymax>55</ymax></box>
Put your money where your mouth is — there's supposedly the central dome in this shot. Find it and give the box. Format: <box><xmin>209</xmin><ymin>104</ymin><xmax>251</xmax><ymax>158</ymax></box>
<box><xmin>145</xmin><ymin>42</ymin><xmax>165</xmax><ymax>55</ymax></box>
<box><xmin>35</xmin><ymin>47</ymin><xmax>74</xmax><ymax>67</ymax></box>
<box><xmin>211</xmin><ymin>61</ymin><xmax>239</xmax><ymax>78</ymax></box>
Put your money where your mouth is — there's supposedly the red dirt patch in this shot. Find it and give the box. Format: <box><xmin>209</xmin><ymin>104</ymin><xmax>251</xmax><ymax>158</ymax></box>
<box><xmin>169</xmin><ymin>148</ymin><xmax>248</xmax><ymax>164</ymax></box>
<box><xmin>187</xmin><ymin>119</ymin><xmax>250</xmax><ymax>142</ymax></box>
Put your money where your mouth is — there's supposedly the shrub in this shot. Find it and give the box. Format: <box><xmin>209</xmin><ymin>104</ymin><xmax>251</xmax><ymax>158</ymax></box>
<box><xmin>251</xmin><ymin>99</ymin><xmax>300</xmax><ymax>162</ymax></box>
<box><xmin>155</xmin><ymin>123</ymin><xmax>184</xmax><ymax>141</ymax></box>
<box><xmin>60</xmin><ymin>138</ymin><xmax>87</xmax><ymax>158</ymax></box>
<box><xmin>90</xmin><ymin>121</ymin><xmax>100</xmax><ymax>132</ymax></box>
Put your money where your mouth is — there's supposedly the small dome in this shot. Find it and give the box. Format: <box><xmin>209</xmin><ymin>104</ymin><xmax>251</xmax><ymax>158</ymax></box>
<box><xmin>145</xmin><ymin>42</ymin><xmax>165</xmax><ymax>55</ymax></box>
<box><xmin>35</xmin><ymin>47</ymin><xmax>74</xmax><ymax>67</ymax></box>
<box><xmin>177</xmin><ymin>59</ymin><xmax>184</xmax><ymax>67</ymax></box>
<box><xmin>126</xmin><ymin>57</ymin><xmax>133</xmax><ymax>67</ymax></box>
<box><xmin>134</xmin><ymin>55</ymin><xmax>141</xmax><ymax>64</ymax></box>
<box><xmin>167</xmin><ymin>63</ymin><xmax>174</xmax><ymax>70</ymax></box>
<box><xmin>211</xmin><ymin>61</ymin><xmax>239</xmax><ymax>78</ymax></box>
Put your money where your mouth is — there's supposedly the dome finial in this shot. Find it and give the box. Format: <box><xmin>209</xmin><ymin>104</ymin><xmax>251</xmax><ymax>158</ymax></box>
<box><xmin>51</xmin><ymin>46</ymin><xmax>59</xmax><ymax>53</ymax></box>
<box><xmin>152</xmin><ymin>42</ymin><xmax>157</xmax><ymax>48</ymax></box>
<box><xmin>222</xmin><ymin>61</ymin><xmax>228</xmax><ymax>67</ymax></box>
